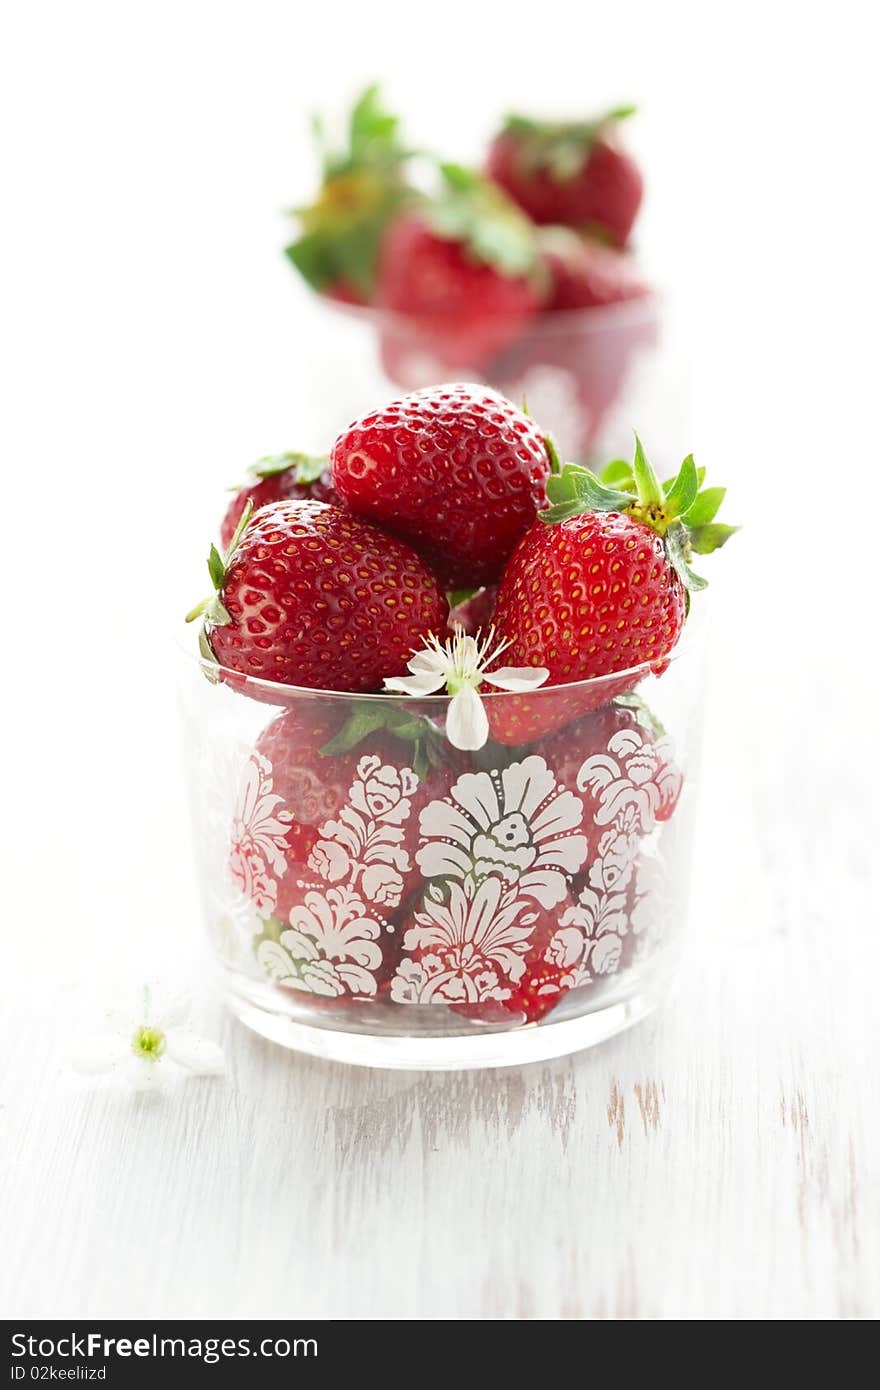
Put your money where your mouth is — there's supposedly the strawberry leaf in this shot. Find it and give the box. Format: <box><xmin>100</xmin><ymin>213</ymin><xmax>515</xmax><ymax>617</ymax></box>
<box><xmin>286</xmin><ymin>85</ymin><xmax>420</xmax><ymax>298</ymax></box>
<box><xmin>429</xmin><ymin>167</ymin><xmax>541</xmax><ymax>280</ymax></box>
<box><xmin>539</xmin><ymin>437</ymin><xmax>736</xmax><ymax>600</ymax></box>
<box><xmin>544</xmin><ymin>464</ymin><xmax>633</xmax><ymax>514</ymax></box>
<box><xmin>320</xmin><ymin>705</ymin><xmax>389</xmax><ymax>754</ymax></box>
<box><xmin>599</xmin><ymin>458</ymin><xmax>634</xmax><ymax>488</ymax></box>
<box><xmin>250</xmin><ymin>452</ymin><xmax>328</xmax><ymax>485</ymax></box>
<box><xmin>682</xmin><ymin>486</ymin><xmax>725</xmax><ymax>527</ymax></box>
<box><xmin>545</xmin><ymin>434</ymin><xmax>562</xmax><ymax>476</ymax></box>
<box><xmin>632</xmin><ymin>434</ymin><xmax>665</xmax><ymax>508</ymax></box>
<box><xmin>663</xmin><ymin>453</ymin><xmax>699</xmax><ymax>520</ymax></box>
<box><xmin>207</xmin><ymin>545</ymin><xmax>226</xmax><ymax>593</ymax></box>
<box><xmin>223</xmin><ymin>497</ymin><xmax>254</xmax><ymax>564</ymax></box>
<box><xmin>186</xmin><ymin>501</ymin><xmax>252</xmax><ymax>631</ymax></box>
<box><xmin>664</xmin><ymin>466</ymin><xmax>705</xmax><ymax>495</ymax></box>
<box><xmin>501</xmin><ymin>106</ymin><xmax>637</xmax><ymax>183</ymax></box>
<box><xmin>665</xmin><ymin>523</ymin><xmax>708</xmax><ymax>592</ymax></box>
<box><xmin>689</xmin><ymin>522</ymin><xmax>740</xmax><ymax>554</ymax></box>
<box><xmin>447</xmin><ymin>587</ymin><xmax>478</xmax><ymax>608</ymax></box>
<box><xmin>198</xmin><ymin>625</ymin><xmax>221</xmax><ymax>679</ymax></box>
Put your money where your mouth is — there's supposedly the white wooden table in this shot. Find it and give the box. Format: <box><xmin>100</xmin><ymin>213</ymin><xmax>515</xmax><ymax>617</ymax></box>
<box><xmin>3</xmin><ymin>549</ymin><xmax>878</xmax><ymax>1320</ymax></box>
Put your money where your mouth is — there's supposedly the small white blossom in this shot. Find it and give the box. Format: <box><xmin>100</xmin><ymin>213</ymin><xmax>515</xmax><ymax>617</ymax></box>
<box><xmin>383</xmin><ymin>626</ymin><xmax>549</xmax><ymax>751</ymax></box>
<box><xmin>70</xmin><ymin>985</ymin><xmax>225</xmax><ymax>1093</ymax></box>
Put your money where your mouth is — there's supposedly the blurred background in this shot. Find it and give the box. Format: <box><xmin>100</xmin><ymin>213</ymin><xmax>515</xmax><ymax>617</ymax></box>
<box><xmin>1</xmin><ymin>0</ymin><xmax>876</xmax><ymax>989</ymax></box>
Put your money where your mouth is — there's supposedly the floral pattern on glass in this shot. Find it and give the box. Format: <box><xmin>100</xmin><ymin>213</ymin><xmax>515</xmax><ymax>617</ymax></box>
<box><xmin>232</xmin><ymin>717</ymin><xmax>684</xmax><ymax>1019</ymax></box>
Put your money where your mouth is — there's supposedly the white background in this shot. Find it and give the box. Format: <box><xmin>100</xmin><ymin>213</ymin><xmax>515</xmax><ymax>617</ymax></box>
<box><xmin>1</xmin><ymin>0</ymin><xmax>878</xmax><ymax>1320</ymax></box>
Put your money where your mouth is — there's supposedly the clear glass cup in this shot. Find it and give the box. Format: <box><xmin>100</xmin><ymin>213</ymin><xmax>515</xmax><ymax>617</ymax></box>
<box><xmin>295</xmin><ymin>290</ymin><xmax>689</xmax><ymax>467</ymax></box>
<box><xmin>178</xmin><ymin>629</ymin><xmax>705</xmax><ymax>1070</ymax></box>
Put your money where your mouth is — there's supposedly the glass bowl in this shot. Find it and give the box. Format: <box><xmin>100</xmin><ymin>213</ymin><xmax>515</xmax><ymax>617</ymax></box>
<box><xmin>292</xmin><ymin>290</ymin><xmax>689</xmax><ymax>467</ymax></box>
<box><xmin>178</xmin><ymin>633</ymin><xmax>705</xmax><ymax>1070</ymax></box>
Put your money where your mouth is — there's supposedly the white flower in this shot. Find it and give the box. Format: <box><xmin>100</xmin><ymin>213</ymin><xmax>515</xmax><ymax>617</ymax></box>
<box><xmin>70</xmin><ymin>986</ymin><xmax>225</xmax><ymax>1093</ymax></box>
<box><xmin>417</xmin><ymin>755</ymin><xmax>588</xmax><ymax>908</ymax></box>
<box><xmin>383</xmin><ymin>626</ymin><xmax>549</xmax><ymax>750</ymax></box>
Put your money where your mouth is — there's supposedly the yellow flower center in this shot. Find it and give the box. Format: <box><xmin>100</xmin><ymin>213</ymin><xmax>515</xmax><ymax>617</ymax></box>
<box><xmin>131</xmin><ymin>1025</ymin><xmax>166</xmax><ymax>1061</ymax></box>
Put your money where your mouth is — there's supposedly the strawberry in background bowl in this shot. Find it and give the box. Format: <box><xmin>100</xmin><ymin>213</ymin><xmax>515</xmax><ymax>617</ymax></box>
<box><xmin>282</xmin><ymin>88</ymin><xmax>672</xmax><ymax>463</ymax></box>
<box><xmin>485</xmin><ymin>105</ymin><xmax>643</xmax><ymax>247</ymax></box>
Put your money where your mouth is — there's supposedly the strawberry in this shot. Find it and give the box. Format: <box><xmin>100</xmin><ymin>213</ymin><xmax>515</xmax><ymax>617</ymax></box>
<box><xmin>219</xmin><ymin>452</ymin><xmax>339</xmax><ymax>551</ymax></box>
<box><xmin>375</xmin><ymin>166</ymin><xmax>546</xmax><ymax>380</ymax></box>
<box><xmin>187</xmin><ymin>498</ymin><xmax>448</xmax><ymax>693</ymax></box>
<box><xmin>539</xmin><ymin>228</ymin><xmax>650</xmax><ymax>312</ymax></box>
<box><xmin>486</xmin><ymin>107</ymin><xmax>643</xmax><ymax>247</ymax></box>
<box><xmin>330</xmin><ymin>383</ymin><xmax>553</xmax><ymax>588</ymax></box>
<box><xmin>493</xmin><ymin>438</ymin><xmax>736</xmax><ymax>696</ymax></box>
<box><xmin>239</xmin><ymin>702</ymin><xmax>464</xmax><ymax>1002</ymax></box>
<box><xmin>285</xmin><ymin>85</ymin><xmax>419</xmax><ymax>304</ymax></box>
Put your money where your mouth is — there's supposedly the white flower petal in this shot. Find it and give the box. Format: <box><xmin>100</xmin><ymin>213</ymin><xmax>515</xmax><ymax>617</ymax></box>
<box><xmin>152</xmin><ymin>993</ymin><xmax>190</xmax><ymax>1029</ymax></box>
<box><xmin>408</xmin><ymin>649</ymin><xmax>449</xmax><ymax>678</ymax></box>
<box><xmin>70</xmin><ymin>1034</ymin><xmax>125</xmax><ymax>1075</ymax></box>
<box><xmin>383</xmin><ymin>672</ymin><xmax>445</xmax><ymax>695</ymax></box>
<box><xmin>121</xmin><ymin>1055</ymin><xmax>171</xmax><ymax>1093</ymax></box>
<box><xmin>164</xmin><ymin>1028</ymin><xmax>226</xmax><ymax>1076</ymax></box>
<box><xmin>482</xmin><ymin>665</ymin><xmax>550</xmax><ymax>692</ymax></box>
<box><xmin>446</xmin><ymin>685</ymin><xmax>489</xmax><ymax>751</ymax></box>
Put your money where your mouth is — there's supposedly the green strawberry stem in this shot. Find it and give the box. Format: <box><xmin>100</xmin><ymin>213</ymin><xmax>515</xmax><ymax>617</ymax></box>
<box><xmin>184</xmin><ymin>498</ymin><xmax>254</xmax><ymax>628</ymax></box>
<box><xmin>428</xmin><ymin>164</ymin><xmax>544</xmax><ymax>282</ymax></box>
<box><xmin>504</xmin><ymin>106</ymin><xmax>637</xmax><ymax>141</ymax></box>
<box><xmin>248</xmin><ymin>452</ymin><xmax>328</xmax><ymax>484</ymax></box>
<box><xmin>545</xmin><ymin>434</ymin><xmax>562</xmax><ymax>475</ymax></box>
<box><xmin>285</xmin><ymin>85</ymin><xmax>421</xmax><ymax>297</ymax></box>
<box><xmin>501</xmin><ymin>106</ymin><xmax>637</xmax><ymax>181</ymax></box>
<box><xmin>542</xmin><ymin>435</ymin><xmax>738</xmax><ymax>593</ymax></box>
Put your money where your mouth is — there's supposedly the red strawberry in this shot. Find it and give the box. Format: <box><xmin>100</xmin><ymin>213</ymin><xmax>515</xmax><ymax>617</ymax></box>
<box><xmin>220</xmin><ymin>452</ymin><xmax>340</xmax><ymax>551</ymax></box>
<box><xmin>486</xmin><ymin>108</ymin><xmax>643</xmax><ymax>247</ymax></box>
<box><xmin>285</xmin><ymin>85</ymin><xmax>419</xmax><ymax>304</ymax></box>
<box><xmin>486</xmin><ymin>683</ymin><xmax>591</xmax><ymax>747</ymax></box>
<box><xmin>377</xmin><ymin>213</ymin><xmax>543</xmax><ymax>380</ymax></box>
<box><xmin>330</xmin><ymin>383</ymin><xmax>553</xmax><ymax>588</ymax></box>
<box><xmin>375</xmin><ymin>166</ymin><xmax>546</xmax><ymax>381</ymax></box>
<box><xmin>187</xmin><ymin>499</ymin><xmax>448</xmax><ymax>693</ymax></box>
<box><xmin>493</xmin><ymin>439</ymin><xmax>736</xmax><ymax>696</ymax></box>
<box><xmin>236</xmin><ymin>702</ymin><xmax>464</xmax><ymax>1002</ymax></box>
<box><xmin>539</xmin><ymin>229</ymin><xmax>650</xmax><ymax>312</ymax></box>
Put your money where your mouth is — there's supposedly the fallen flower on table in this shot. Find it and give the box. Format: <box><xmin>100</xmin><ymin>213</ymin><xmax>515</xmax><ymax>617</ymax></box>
<box><xmin>70</xmin><ymin>985</ymin><xmax>225</xmax><ymax>1093</ymax></box>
